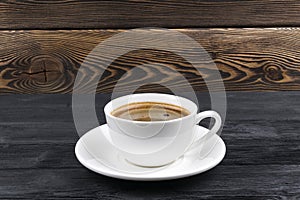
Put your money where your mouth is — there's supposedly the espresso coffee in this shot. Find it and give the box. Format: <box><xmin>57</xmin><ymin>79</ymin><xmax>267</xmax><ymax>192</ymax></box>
<box><xmin>111</xmin><ymin>102</ymin><xmax>190</xmax><ymax>121</ymax></box>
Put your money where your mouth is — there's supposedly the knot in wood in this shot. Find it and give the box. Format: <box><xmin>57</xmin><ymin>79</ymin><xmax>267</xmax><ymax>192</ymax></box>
<box><xmin>28</xmin><ymin>57</ymin><xmax>63</xmax><ymax>84</ymax></box>
<box><xmin>264</xmin><ymin>65</ymin><xmax>284</xmax><ymax>81</ymax></box>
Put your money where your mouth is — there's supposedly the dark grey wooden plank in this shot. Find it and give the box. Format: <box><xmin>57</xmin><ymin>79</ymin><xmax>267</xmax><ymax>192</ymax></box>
<box><xmin>0</xmin><ymin>137</ymin><xmax>299</xmax><ymax>169</ymax></box>
<box><xmin>1</xmin><ymin>1</ymin><xmax>300</xmax><ymax>29</ymax></box>
<box><xmin>0</xmin><ymin>143</ymin><xmax>77</xmax><ymax>170</ymax></box>
<box><xmin>0</xmin><ymin>91</ymin><xmax>300</xmax><ymax>122</ymax></box>
<box><xmin>0</xmin><ymin>122</ymin><xmax>77</xmax><ymax>144</ymax></box>
<box><xmin>0</xmin><ymin>94</ymin><xmax>110</xmax><ymax>123</ymax></box>
<box><xmin>0</xmin><ymin>120</ymin><xmax>299</xmax><ymax>169</ymax></box>
<box><xmin>225</xmin><ymin>92</ymin><xmax>300</xmax><ymax>121</ymax></box>
<box><xmin>0</xmin><ymin>166</ymin><xmax>298</xmax><ymax>199</ymax></box>
<box><xmin>0</xmin><ymin>92</ymin><xmax>299</xmax><ymax>199</ymax></box>
<box><xmin>1</xmin><ymin>119</ymin><xmax>299</xmax><ymax>143</ymax></box>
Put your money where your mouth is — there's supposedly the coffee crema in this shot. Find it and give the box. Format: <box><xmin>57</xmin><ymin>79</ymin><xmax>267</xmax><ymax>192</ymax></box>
<box><xmin>111</xmin><ymin>101</ymin><xmax>190</xmax><ymax>121</ymax></box>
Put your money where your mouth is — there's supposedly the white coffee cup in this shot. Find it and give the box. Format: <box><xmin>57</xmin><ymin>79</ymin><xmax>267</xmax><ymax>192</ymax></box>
<box><xmin>104</xmin><ymin>93</ymin><xmax>221</xmax><ymax>167</ymax></box>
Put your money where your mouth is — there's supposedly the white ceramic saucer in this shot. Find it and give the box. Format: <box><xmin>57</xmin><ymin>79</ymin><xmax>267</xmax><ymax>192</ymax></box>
<box><xmin>75</xmin><ymin>124</ymin><xmax>226</xmax><ymax>181</ymax></box>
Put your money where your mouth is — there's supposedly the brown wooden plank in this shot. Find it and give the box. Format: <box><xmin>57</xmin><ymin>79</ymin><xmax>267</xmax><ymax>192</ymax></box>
<box><xmin>1</xmin><ymin>1</ymin><xmax>300</xmax><ymax>29</ymax></box>
<box><xmin>0</xmin><ymin>28</ymin><xmax>300</xmax><ymax>93</ymax></box>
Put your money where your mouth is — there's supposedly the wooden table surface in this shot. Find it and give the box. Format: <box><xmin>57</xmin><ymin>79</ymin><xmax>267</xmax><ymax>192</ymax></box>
<box><xmin>0</xmin><ymin>92</ymin><xmax>299</xmax><ymax>199</ymax></box>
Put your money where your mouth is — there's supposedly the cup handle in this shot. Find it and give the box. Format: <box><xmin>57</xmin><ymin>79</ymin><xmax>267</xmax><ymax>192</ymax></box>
<box><xmin>185</xmin><ymin>110</ymin><xmax>222</xmax><ymax>152</ymax></box>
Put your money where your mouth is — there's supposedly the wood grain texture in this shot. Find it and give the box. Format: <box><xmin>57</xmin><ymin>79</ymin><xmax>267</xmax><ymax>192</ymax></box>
<box><xmin>0</xmin><ymin>92</ymin><xmax>299</xmax><ymax>199</ymax></box>
<box><xmin>1</xmin><ymin>28</ymin><xmax>300</xmax><ymax>93</ymax></box>
<box><xmin>0</xmin><ymin>166</ymin><xmax>298</xmax><ymax>199</ymax></box>
<box><xmin>0</xmin><ymin>92</ymin><xmax>299</xmax><ymax>168</ymax></box>
<box><xmin>0</xmin><ymin>125</ymin><xmax>299</xmax><ymax>169</ymax></box>
<box><xmin>1</xmin><ymin>0</ymin><xmax>300</xmax><ymax>29</ymax></box>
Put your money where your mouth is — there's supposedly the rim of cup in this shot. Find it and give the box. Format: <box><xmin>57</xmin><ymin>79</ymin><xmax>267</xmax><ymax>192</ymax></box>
<box><xmin>104</xmin><ymin>93</ymin><xmax>198</xmax><ymax>124</ymax></box>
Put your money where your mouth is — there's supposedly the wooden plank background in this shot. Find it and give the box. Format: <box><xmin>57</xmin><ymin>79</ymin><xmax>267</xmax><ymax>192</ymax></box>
<box><xmin>0</xmin><ymin>28</ymin><xmax>300</xmax><ymax>93</ymax></box>
<box><xmin>0</xmin><ymin>1</ymin><xmax>299</xmax><ymax>199</ymax></box>
<box><xmin>0</xmin><ymin>0</ymin><xmax>300</xmax><ymax>29</ymax></box>
<box><xmin>0</xmin><ymin>92</ymin><xmax>299</xmax><ymax>199</ymax></box>
<box><xmin>0</xmin><ymin>1</ymin><xmax>300</xmax><ymax>93</ymax></box>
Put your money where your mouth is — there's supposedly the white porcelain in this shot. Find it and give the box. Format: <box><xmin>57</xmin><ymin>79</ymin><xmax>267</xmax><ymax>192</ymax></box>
<box><xmin>75</xmin><ymin>124</ymin><xmax>226</xmax><ymax>181</ymax></box>
<box><xmin>104</xmin><ymin>93</ymin><xmax>222</xmax><ymax>166</ymax></box>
